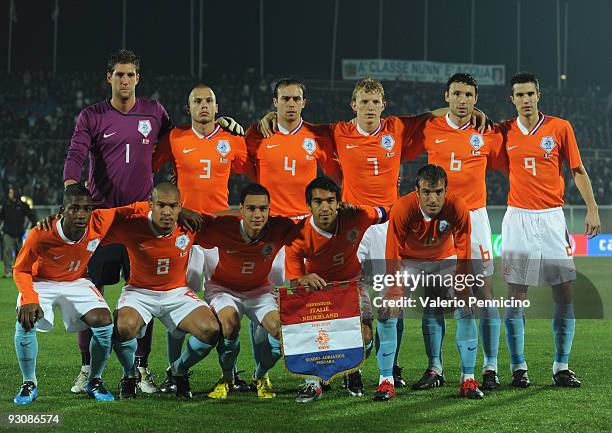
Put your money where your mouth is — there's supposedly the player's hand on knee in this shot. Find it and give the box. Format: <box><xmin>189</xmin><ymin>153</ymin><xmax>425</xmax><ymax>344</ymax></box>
<box><xmin>217</xmin><ymin>116</ymin><xmax>245</xmax><ymax>136</ymax></box>
<box><xmin>178</xmin><ymin>208</ymin><xmax>204</xmax><ymax>232</ymax></box>
<box><xmin>18</xmin><ymin>303</ymin><xmax>44</xmax><ymax>332</ymax></box>
<box><xmin>258</xmin><ymin>112</ymin><xmax>277</xmax><ymax>138</ymax></box>
<box><xmin>296</xmin><ymin>273</ymin><xmax>327</xmax><ymax>291</ymax></box>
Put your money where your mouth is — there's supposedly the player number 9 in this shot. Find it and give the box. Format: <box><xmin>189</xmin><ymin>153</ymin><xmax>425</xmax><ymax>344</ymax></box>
<box><xmin>524</xmin><ymin>157</ymin><xmax>536</xmax><ymax>176</ymax></box>
<box><xmin>156</xmin><ymin>258</ymin><xmax>170</xmax><ymax>275</ymax></box>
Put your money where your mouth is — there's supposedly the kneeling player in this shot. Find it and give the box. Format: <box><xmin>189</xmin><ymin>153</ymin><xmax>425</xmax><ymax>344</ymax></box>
<box><xmin>284</xmin><ymin>176</ymin><xmax>389</xmax><ymax>402</ymax></box>
<box><xmin>202</xmin><ymin>184</ymin><xmax>296</xmax><ymax>400</ymax></box>
<box><xmin>380</xmin><ymin>165</ymin><xmax>483</xmax><ymax>400</ymax></box>
<box><xmin>12</xmin><ymin>184</ymin><xmax>143</xmax><ymax>404</ymax></box>
<box><xmin>109</xmin><ymin>183</ymin><xmax>220</xmax><ymax>399</ymax></box>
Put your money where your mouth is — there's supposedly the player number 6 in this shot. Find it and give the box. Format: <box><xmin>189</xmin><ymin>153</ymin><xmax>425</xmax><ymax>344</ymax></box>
<box><xmin>450</xmin><ymin>152</ymin><xmax>462</xmax><ymax>171</ymax></box>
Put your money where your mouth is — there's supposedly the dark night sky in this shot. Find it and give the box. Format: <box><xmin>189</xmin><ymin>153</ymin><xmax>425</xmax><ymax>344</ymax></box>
<box><xmin>0</xmin><ymin>0</ymin><xmax>610</xmax><ymax>88</ymax></box>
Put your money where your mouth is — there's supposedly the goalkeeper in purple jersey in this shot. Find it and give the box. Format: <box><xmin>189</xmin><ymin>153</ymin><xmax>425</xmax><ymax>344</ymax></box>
<box><xmin>63</xmin><ymin>49</ymin><xmax>172</xmax><ymax>395</ymax></box>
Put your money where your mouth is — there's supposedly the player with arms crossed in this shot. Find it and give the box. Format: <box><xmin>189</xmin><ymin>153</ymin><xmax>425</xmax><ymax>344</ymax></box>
<box><xmin>500</xmin><ymin>72</ymin><xmax>600</xmax><ymax>388</ymax></box>
<box><xmin>407</xmin><ymin>73</ymin><xmax>505</xmax><ymax>390</ymax></box>
<box><xmin>201</xmin><ymin>184</ymin><xmax>296</xmax><ymax>400</ymax></box>
<box><xmin>108</xmin><ymin>183</ymin><xmax>220</xmax><ymax>399</ymax></box>
<box><xmin>152</xmin><ymin>84</ymin><xmax>250</xmax><ymax>392</ymax></box>
<box><xmin>63</xmin><ymin>49</ymin><xmax>173</xmax><ymax>394</ymax></box>
<box><xmin>380</xmin><ymin>165</ymin><xmax>483</xmax><ymax>400</ymax></box>
<box><xmin>12</xmin><ymin>184</ymin><xmax>145</xmax><ymax>404</ymax></box>
<box><xmin>284</xmin><ymin>176</ymin><xmax>389</xmax><ymax>402</ymax></box>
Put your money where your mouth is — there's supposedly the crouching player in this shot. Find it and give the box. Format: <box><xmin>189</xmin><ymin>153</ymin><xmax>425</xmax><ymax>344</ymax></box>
<box><xmin>203</xmin><ymin>184</ymin><xmax>296</xmax><ymax>400</ymax></box>
<box><xmin>13</xmin><ymin>184</ymin><xmax>145</xmax><ymax>404</ymax></box>
<box><xmin>284</xmin><ymin>176</ymin><xmax>389</xmax><ymax>403</ymax></box>
<box><xmin>108</xmin><ymin>183</ymin><xmax>220</xmax><ymax>399</ymax></box>
<box><xmin>379</xmin><ymin>165</ymin><xmax>483</xmax><ymax>400</ymax></box>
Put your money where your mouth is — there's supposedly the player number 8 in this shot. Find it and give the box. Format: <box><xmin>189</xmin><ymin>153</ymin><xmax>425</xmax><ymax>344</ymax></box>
<box><xmin>156</xmin><ymin>258</ymin><xmax>170</xmax><ymax>275</ymax></box>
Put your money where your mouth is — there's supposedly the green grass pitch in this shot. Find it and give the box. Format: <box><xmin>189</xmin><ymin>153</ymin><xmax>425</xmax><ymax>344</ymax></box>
<box><xmin>0</xmin><ymin>258</ymin><xmax>611</xmax><ymax>433</ymax></box>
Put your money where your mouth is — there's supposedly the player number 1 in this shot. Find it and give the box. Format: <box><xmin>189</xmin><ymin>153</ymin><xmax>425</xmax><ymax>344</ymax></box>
<box><xmin>367</xmin><ymin>157</ymin><xmax>379</xmax><ymax>175</ymax></box>
<box><xmin>156</xmin><ymin>258</ymin><xmax>170</xmax><ymax>275</ymax></box>
<box><xmin>284</xmin><ymin>157</ymin><xmax>296</xmax><ymax>176</ymax></box>
<box><xmin>524</xmin><ymin>157</ymin><xmax>536</xmax><ymax>176</ymax></box>
<box><xmin>125</xmin><ymin>143</ymin><xmax>130</xmax><ymax>163</ymax></box>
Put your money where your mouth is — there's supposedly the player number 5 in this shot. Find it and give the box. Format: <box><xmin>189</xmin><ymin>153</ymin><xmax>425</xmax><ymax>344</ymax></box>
<box><xmin>156</xmin><ymin>258</ymin><xmax>170</xmax><ymax>275</ymax></box>
<box><xmin>524</xmin><ymin>157</ymin><xmax>536</xmax><ymax>176</ymax></box>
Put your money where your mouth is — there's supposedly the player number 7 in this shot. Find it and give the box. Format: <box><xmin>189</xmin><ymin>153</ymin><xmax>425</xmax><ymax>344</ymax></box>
<box><xmin>367</xmin><ymin>157</ymin><xmax>379</xmax><ymax>176</ymax></box>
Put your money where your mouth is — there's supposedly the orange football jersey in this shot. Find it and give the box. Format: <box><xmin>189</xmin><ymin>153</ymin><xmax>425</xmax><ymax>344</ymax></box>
<box><xmin>102</xmin><ymin>213</ymin><xmax>213</xmax><ymax>291</ymax></box>
<box><xmin>13</xmin><ymin>203</ymin><xmax>148</xmax><ymax>304</ymax></box>
<box><xmin>331</xmin><ymin>116</ymin><xmax>426</xmax><ymax>206</ymax></box>
<box><xmin>500</xmin><ymin>114</ymin><xmax>582</xmax><ymax>210</ymax></box>
<box><xmin>409</xmin><ymin>114</ymin><xmax>505</xmax><ymax>210</ymax></box>
<box><xmin>386</xmin><ymin>192</ymin><xmax>471</xmax><ymax>261</ymax></box>
<box><xmin>197</xmin><ymin>215</ymin><xmax>296</xmax><ymax>292</ymax></box>
<box><xmin>245</xmin><ymin>119</ymin><xmax>338</xmax><ymax>217</ymax></box>
<box><xmin>152</xmin><ymin>125</ymin><xmax>247</xmax><ymax>213</ymax></box>
<box><xmin>285</xmin><ymin>205</ymin><xmax>389</xmax><ymax>282</ymax></box>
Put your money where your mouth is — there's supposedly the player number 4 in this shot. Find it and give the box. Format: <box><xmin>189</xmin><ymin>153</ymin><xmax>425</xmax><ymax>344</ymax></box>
<box><xmin>524</xmin><ymin>157</ymin><xmax>536</xmax><ymax>176</ymax></box>
<box><xmin>156</xmin><ymin>258</ymin><xmax>170</xmax><ymax>275</ymax></box>
<box><xmin>284</xmin><ymin>157</ymin><xmax>296</xmax><ymax>176</ymax></box>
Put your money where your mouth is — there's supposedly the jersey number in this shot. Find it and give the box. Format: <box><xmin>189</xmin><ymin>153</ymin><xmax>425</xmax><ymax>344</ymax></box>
<box><xmin>284</xmin><ymin>157</ymin><xmax>296</xmax><ymax>176</ymax></box>
<box><xmin>156</xmin><ymin>258</ymin><xmax>170</xmax><ymax>275</ymax></box>
<box><xmin>367</xmin><ymin>157</ymin><xmax>379</xmax><ymax>176</ymax></box>
<box><xmin>199</xmin><ymin>159</ymin><xmax>211</xmax><ymax>179</ymax></box>
<box><xmin>332</xmin><ymin>253</ymin><xmax>345</xmax><ymax>266</ymax></box>
<box><xmin>125</xmin><ymin>143</ymin><xmax>130</xmax><ymax>164</ymax></box>
<box><xmin>68</xmin><ymin>260</ymin><xmax>81</xmax><ymax>272</ymax></box>
<box><xmin>524</xmin><ymin>157</ymin><xmax>536</xmax><ymax>176</ymax></box>
<box><xmin>241</xmin><ymin>261</ymin><xmax>255</xmax><ymax>274</ymax></box>
<box><xmin>450</xmin><ymin>152</ymin><xmax>462</xmax><ymax>171</ymax></box>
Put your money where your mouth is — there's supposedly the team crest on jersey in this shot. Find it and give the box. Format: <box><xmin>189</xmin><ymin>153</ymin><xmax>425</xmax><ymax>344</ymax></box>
<box><xmin>216</xmin><ymin>140</ymin><xmax>231</xmax><ymax>157</ymax></box>
<box><xmin>469</xmin><ymin>134</ymin><xmax>484</xmax><ymax>151</ymax></box>
<box><xmin>175</xmin><ymin>234</ymin><xmax>190</xmax><ymax>251</ymax></box>
<box><xmin>438</xmin><ymin>220</ymin><xmax>449</xmax><ymax>234</ymax></box>
<box><xmin>87</xmin><ymin>238</ymin><xmax>101</xmax><ymax>252</ymax></box>
<box><xmin>540</xmin><ymin>136</ymin><xmax>556</xmax><ymax>153</ymax></box>
<box><xmin>347</xmin><ymin>228</ymin><xmax>360</xmax><ymax>243</ymax></box>
<box><xmin>302</xmin><ymin>138</ymin><xmax>317</xmax><ymax>155</ymax></box>
<box><xmin>262</xmin><ymin>243</ymin><xmax>275</xmax><ymax>258</ymax></box>
<box><xmin>138</xmin><ymin>120</ymin><xmax>152</xmax><ymax>138</ymax></box>
<box><xmin>380</xmin><ymin>134</ymin><xmax>395</xmax><ymax>151</ymax></box>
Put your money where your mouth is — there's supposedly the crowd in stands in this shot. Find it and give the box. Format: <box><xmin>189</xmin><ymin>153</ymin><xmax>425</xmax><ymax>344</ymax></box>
<box><xmin>0</xmin><ymin>70</ymin><xmax>611</xmax><ymax>207</ymax></box>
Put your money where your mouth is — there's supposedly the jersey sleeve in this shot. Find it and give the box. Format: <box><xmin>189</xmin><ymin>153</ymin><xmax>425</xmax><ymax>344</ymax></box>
<box><xmin>487</xmin><ymin>128</ymin><xmax>508</xmax><ymax>172</ymax></box>
<box><xmin>63</xmin><ymin>109</ymin><xmax>92</xmax><ymax>182</ymax></box>
<box><xmin>231</xmin><ymin>136</ymin><xmax>248</xmax><ymax>175</ymax></box>
<box><xmin>385</xmin><ymin>202</ymin><xmax>406</xmax><ymax>261</ymax></box>
<box><xmin>244</xmin><ymin>125</ymin><xmax>262</xmax><ymax>180</ymax></box>
<box><xmin>396</xmin><ymin>115</ymin><xmax>428</xmax><ymax>162</ymax></box>
<box><xmin>561</xmin><ymin>120</ymin><xmax>582</xmax><ymax>169</ymax></box>
<box><xmin>284</xmin><ymin>240</ymin><xmax>307</xmax><ymax>281</ymax></box>
<box><xmin>13</xmin><ymin>230</ymin><xmax>41</xmax><ymax>304</ymax></box>
<box><xmin>361</xmin><ymin>205</ymin><xmax>390</xmax><ymax>226</ymax></box>
<box><xmin>194</xmin><ymin>215</ymin><xmax>221</xmax><ymax>248</ymax></box>
<box><xmin>312</xmin><ymin>124</ymin><xmax>341</xmax><ymax>179</ymax></box>
<box><xmin>157</xmin><ymin>102</ymin><xmax>174</xmax><ymax>139</ymax></box>
<box><xmin>152</xmin><ymin>131</ymin><xmax>173</xmax><ymax>173</ymax></box>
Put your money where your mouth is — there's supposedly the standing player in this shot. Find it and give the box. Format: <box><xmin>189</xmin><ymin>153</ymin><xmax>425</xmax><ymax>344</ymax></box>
<box><xmin>63</xmin><ymin>49</ymin><xmax>173</xmax><ymax>394</ymax></box>
<box><xmin>152</xmin><ymin>84</ymin><xmax>250</xmax><ymax>393</ymax></box>
<box><xmin>107</xmin><ymin>183</ymin><xmax>220</xmax><ymax>399</ymax></box>
<box><xmin>381</xmin><ymin>165</ymin><xmax>482</xmax><ymax>400</ymax></box>
<box><xmin>1</xmin><ymin>186</ymin><xmax>36</xmax><ymax>277</ymax></box>
<box><xmin>407</xmin><ymin>73</ymin><xmax>505</xmax><ymax>390</ymax></box>
<box><xmin>245</xmin><ymin>78</ymin><xmax>339</xmax><ymax>285</ymax></box>
<box><xmin>500</xmin><ymin>72</ymin><xmax>600</xmax><ymax>387</ymax></box>
<box><xmin>200</xmin><ymin>184</ymin><xmax>296</xmax><ymax>400</ymax></box>
<box><xmin>284</xmin><ymin>176</ymin><xmax>389</xmax><ymax>402</ymax></box>
<box><xmin>12</xmin><ymin>184</ymin><xmax>145</xmax><ymax>404</ymax></box>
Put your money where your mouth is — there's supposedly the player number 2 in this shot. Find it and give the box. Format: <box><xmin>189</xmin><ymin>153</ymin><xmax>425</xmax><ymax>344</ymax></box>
<box><xmin>241</xmin><ymin>261</ymin><xmax>255</xmax><ymax>274</ymax></box>
<box><xmin>284</xmin><ymin>157</ymin><xmax>296</xmax><ymax>176</ymax></box>
<box><xmin>156</xmin><ymin>258</ymin><xmax>170</xmax><ymax>275</ymax></box>
<box><xmin>367</xmin><ymin>157</ymin><xmax>379</xmax><ymax>175</ymax></box>
<box><xmin>524</xmin><ymin>157</ymin><xmax>536</xmax><ymax>176</ymax></box>
<box><xmin>450</xmin><ymin>152</ymin><xmax>462</xmax><ymax>171</ymax></box>
<box><xmin>199</xmin><ymin>159</ymin><xmax>211</xmax><ymax>179</ymax></box>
